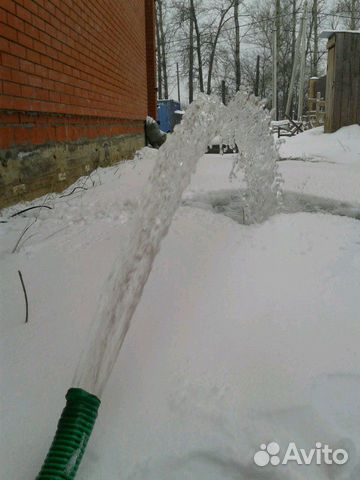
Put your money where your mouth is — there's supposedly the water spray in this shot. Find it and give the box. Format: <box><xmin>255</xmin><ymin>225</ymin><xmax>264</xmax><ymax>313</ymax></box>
<box><xmin>36</xmin><ymin>92</ymin><xmax>281</xmax><ymax>479</ymax></box>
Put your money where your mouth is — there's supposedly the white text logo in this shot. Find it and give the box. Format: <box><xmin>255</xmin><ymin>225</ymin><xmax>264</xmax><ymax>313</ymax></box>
<box><xmin>253</xmin><ymin>442</ymin><xmax>348</xmax><ymax>467</ymax></box>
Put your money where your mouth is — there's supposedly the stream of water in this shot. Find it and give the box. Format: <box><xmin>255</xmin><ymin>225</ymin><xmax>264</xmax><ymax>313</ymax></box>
<box><xmin>72</xmin><ymin>92</ymin><xmax>281</xmax><ymax>397</ymax></box>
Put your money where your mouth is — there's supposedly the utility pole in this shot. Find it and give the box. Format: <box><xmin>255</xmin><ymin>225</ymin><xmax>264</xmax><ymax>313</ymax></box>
<box><xmin>176</xmin><ymin>62</ymin><xmax>181</xmax><ymax>104</ymax></box>
<box><xmin>255</xmin><ymin>55</ymin><xmax>260</xmax><ymax>97</ymax></box>
<box><xmin>297</xmin><ymin>1</ymin><xmax>308</xmax><ymax>120</ymax></box>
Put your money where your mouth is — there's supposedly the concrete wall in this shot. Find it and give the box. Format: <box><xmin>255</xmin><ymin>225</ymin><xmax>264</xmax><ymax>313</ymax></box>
<box><xmin>0</xmin><ymin>133</ymin><xmax>144</xmax><ymax>208</ymax></box>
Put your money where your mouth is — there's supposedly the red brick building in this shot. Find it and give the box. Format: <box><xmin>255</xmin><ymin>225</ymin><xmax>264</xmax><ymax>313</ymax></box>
<box><xmin>0</xmin><ymin>0</ymin><xmax>156</xmax><ymax>207</ymax></box>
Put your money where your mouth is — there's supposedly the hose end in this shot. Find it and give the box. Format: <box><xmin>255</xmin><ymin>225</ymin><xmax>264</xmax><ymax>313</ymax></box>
<box><xmin>36</xmin><ymin>388</ymin><xmax>101</xmax><ymax>480</ymax></box>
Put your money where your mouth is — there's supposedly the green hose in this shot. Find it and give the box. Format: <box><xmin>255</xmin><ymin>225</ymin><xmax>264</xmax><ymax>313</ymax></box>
<box><xmin>36</xmin><ymin>388</ymin><xmax>101</xmax><ymax>480</ymax></box>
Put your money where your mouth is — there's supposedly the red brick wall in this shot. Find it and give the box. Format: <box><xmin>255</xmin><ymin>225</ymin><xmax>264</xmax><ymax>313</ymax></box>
<box><xmin>145</xmin><ymin>0</ymin><xmax>156</xmax><ymax>119</ymax></box>
<box><xmin>0</xmin><ymin>0</ymin><xmax>156</xmax><ymax>149</ymax></box>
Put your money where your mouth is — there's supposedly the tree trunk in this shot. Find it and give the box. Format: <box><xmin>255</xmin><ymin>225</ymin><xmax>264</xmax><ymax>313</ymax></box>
<box><xmin>234</xmin><ymin>0</ymin><xmax>241</xmax><ymax>91</ymax></box>
<box><xmin>254</xmin><ymin>55</ymin><xmax>260</xmax><ymax>96</ymax></box>
<box><xmin>291</xmin><ymin>0</ymin><xmax>297</xmax><ymax>65</ymax></box>
<box><xmin>190</xmin><ymin>0</ymin><xmax>204</xmax><ymax>92</ymax></box>
<box><xmin>158</xmin><ymin>0</ymin><xmax>168</xmax><ymax>99</ymax></box>
<box><xmin>207</xmin><ymin>4</ymin><xmax>233</xmax><ymax>95</ymax></box>
<box><xmin>297</xmin><ymin>1</ymin><xmax>308</xmax><ymax>119</ymax></box>
<box><xmin>155</xmin><ymin>4</ymin><xmax>162</xmax><ymax>99</ymax></box>
<box><xmin>312</xmin><ymin>0</ymin><xmax>318</xmax><ymax>76</ymax></box>
<box><xmin>350</xmin><ymin>0</ymin><xmax>356</xmax><ymax>29</ymax></box>
<box><xmin>286</xmin><ymin>1</ymin><xmax>307</xmax><ymax>117</ymax></box>
<box><xmin>274</xmin><ymin>0</ymin><xmax>280</xmax><ymax>118</ymax></box>
<box><xmin>189</xmin><ymin>11</ymin><xmax>194</xmax><ymax>103</ymax></box>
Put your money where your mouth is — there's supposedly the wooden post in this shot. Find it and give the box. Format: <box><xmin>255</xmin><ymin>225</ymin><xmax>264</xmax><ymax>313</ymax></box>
<box><xmin>308</xmin><ymin>77</ymin><xmax>318</xmax><ymax>111</ymax></box>
<box><xmin>315</xmin><ymin>91</ymin><xmax>321</xmax><ymax>124</ymax></box>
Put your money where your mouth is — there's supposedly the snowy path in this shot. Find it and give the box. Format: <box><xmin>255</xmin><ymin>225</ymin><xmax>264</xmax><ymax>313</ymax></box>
<box><xmin>1</xmin><ymin>126</ymin><xmax>360</xmax><ymax>479</ymax></box>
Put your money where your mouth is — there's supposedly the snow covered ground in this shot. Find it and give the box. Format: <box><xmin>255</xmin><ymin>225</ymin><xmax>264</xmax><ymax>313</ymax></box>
<box><xmin>1</xmin><ymin>126</ymin><xmax>360</xmax><ymax>479</ymax></box>
<box><xmin>278</xmin><ymin>125</ymin><xmax>360</xmax><ymax>205</ymax></box>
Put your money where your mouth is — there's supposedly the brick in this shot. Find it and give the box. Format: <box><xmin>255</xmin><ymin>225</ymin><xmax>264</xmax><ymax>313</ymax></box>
<box><xmin>6</xmin><ymin>12</ymin><xmax>25</xmax><ymax>31</ymax></box>
<box><xmin>3</xmin><ymin>80</ymin><xmax>21</xmax><ymax>96</ymax></box>
<box><xmin>28</xmin><ymin>74</ymin><xmax>43</xmax><ymax>87</ymax></box>
<box><xmin>0</xmin><ymin>126</ymin><xmax>14</xmax><ymax>148</ymax></box>
<box><xmin>1</xmin><ymin>0</ymin><xmax>16</xmax><ymax>15</ymax></box>
<box><xmin>16</xmin><ymin>5</ymin><xmax>32</xmax><ymax>23</ymax></box>
<box><xmin>54</xmin><ymin>7</ymin><xmax>65</xmax><ymax>23</ymax></box>
<box><xmin>0</xmin><ymin>65</ymin><xmax>12</xmax><ymax>81</ymax></box>
<box><xmin>32</xmin><ymin>15</ymin><xmax>45</xmax><ymax>31</ymax></box>
<box><xmin>9</xmin><ymin>41</ymin><xmax>26</xmax><ymax>58</ymax></box>
<box><xmin>39</xmin><ymin>30</ymin><xmax>51</xmax><ymax>46</ymax></box>
<box><xmin>0</xmin><ymin>36</ymin><xmax>9</xmax><ymax>51</ymax></box>
<box><xmin>36</xmin><ymin>4</ymin><xmax>51</xmax><ymax>23</ymax></box>
<box><xmin>41</xmin><ymin>54</ymin><xmax>53</xmax><ymax>69</ymax></box>
<box><xmin>25</xmin><ymin>1</ymin><xmax>39</xmax><ymax>15</ymax></box>
<box><xmin>11</xmin><ymin>69</ymin><xmax>29</xmax><ymax>84</ymax></box>
<box><xmin>24</xmin><ymin>22</ymin><xmax>39</xmax><ymax>39</ymax></box>
<box><xmin>1</xmin><ymin>23</ymin><xmax>18</xmax><ymax>41</ymax></box>
<box><xmin>33</xmin><ymin>39</ymin><xmax>47</xmax><ymax>55</ymax></box>
<box><xmin>21</xmin><ymin>84</ymin><xmax>35</xmax><ymax>97</ymax></box>
<box><xmin>26</xmin><ymin>48</ymin><xmax>41</xmax><ymax>63</ymax></box>
<box><xmin>50</xmin><ymin>37</ymin><xmax>62</xmax><ymax>51</ymax></box>
<box><xmin>49</xmin><ymin>90</ymin><xmax>61</xmax><ymax>102</ymax></box>
<box><xmin>0</xmin><ymin>8</ymin><xmax>6</xmax><ymax>23</ymax></box>
<box><xmin>35</xmin><ymin>88</ymin><xmax>49</xmax><ymax>101</ymax></box>
<box><xmin>17</xmin><ymin>32</ymin><xmax>34</xmax><ymax>49</ymax></box>
<box><xmin>19</xmin><ymin>58</ymin><xmax>35</xmax><ymax>73</ymax></box>
<box><xmin>14</xmin><ymin>126</ymin><xmax>33</xmax><ymax>145</ymax></box>
<box><xmin>1</xmin><ymin>0</ymin><xmax>154</xmax><ymax>146</ymax></box>
<box><xmin>0</xmin><ymin>112</ymin><xmax>20</xmax><ymax>123</ymax></box>
<box><xmin>1</xmin><ymin>52</ymin><xmax>19</xmax><ymax>68</ymax></box>
<box><xmin>34</xmin><ymin>63</ymin><xmax>48</xmax><ymax>77</ymax></box>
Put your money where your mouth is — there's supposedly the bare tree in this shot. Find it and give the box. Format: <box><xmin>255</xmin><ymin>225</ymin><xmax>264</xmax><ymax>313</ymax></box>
<box><xmin>189</xmin><ymin>10</ymin><xmax>194</xmax><ymax>102</ymax></box>
<box><xmin>335</xmin><ymin>0</ymin><xmax>360</xmax><ymax>29</ymax></box>
<box><xmin>156</xmin><ymin>5</ymin><xmax>163</xmax><ymax>99</ymax></box>
<box><xmin>206</xmin><ymin>2</ymin><xmax>234</xmax><ymax>94</ymax></box>
<box><xmin>157</xmin><ymin>0</ymin><xmax>169</xmax><ymax>99</ymax></box>
<box><xmin>312</xmin><ymin>0</ymin><xmax>319</xmax><ymax>76</ymax></box>
<box><xmin>190</xmin><ymin>0</ymin><xmax>204</xmax><ymax>92</ymax></box>
<box><xmin>162</xmin><ymin>0</ymin><xmax>334</xmax><ymax>113</ymax></box>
